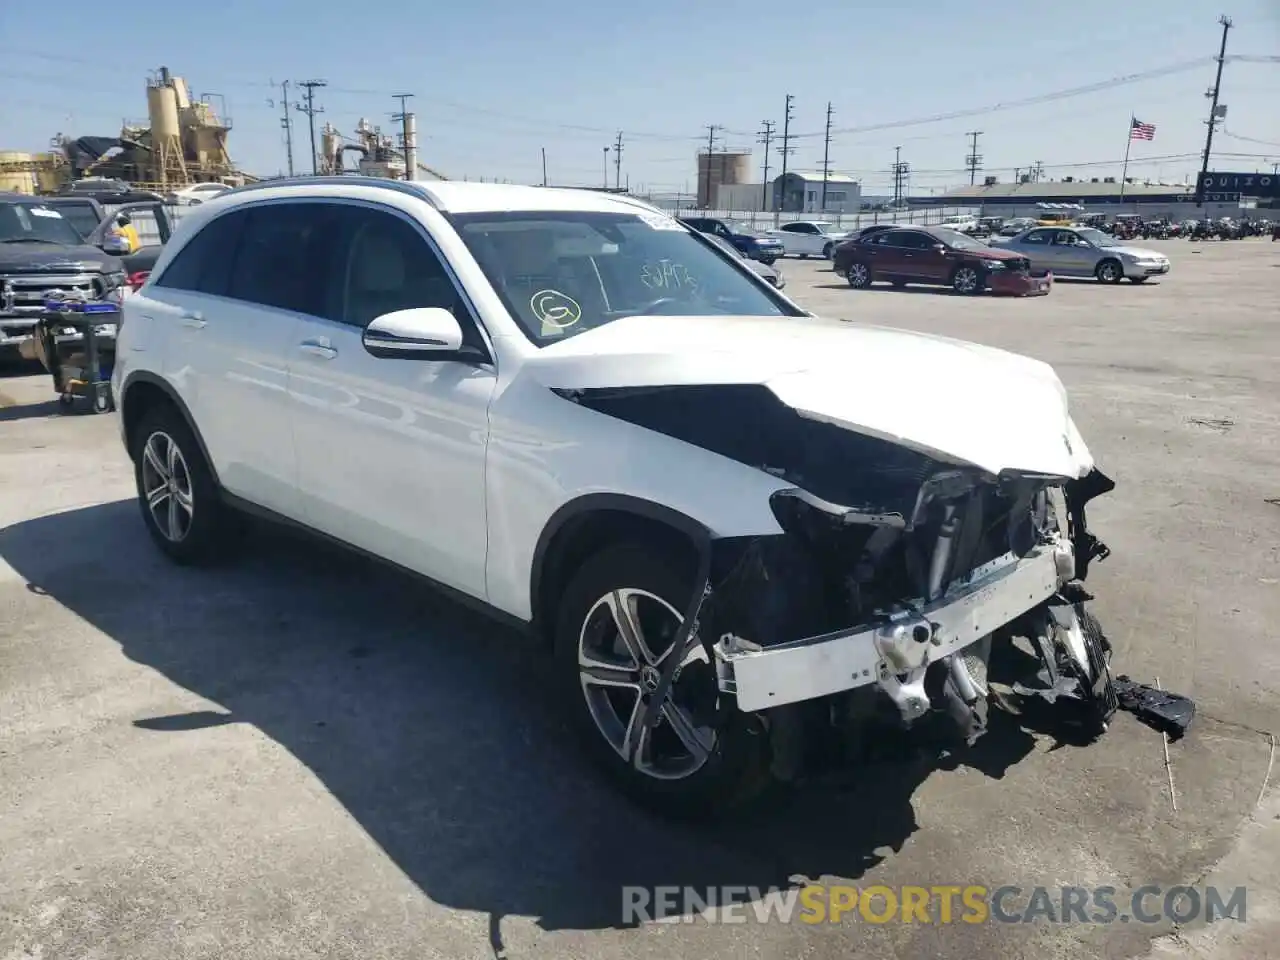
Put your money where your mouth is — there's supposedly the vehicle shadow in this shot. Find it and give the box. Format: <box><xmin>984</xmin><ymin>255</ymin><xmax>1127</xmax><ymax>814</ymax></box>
<box><xmin>0</xmin><ymin>500</ymin><xmax>1047</xmax><ymax>941</ymax></box>
<box><xmin>0</xmin><ymin>399</ymin><xmax>62</xmax><ymax>422</ymax></box>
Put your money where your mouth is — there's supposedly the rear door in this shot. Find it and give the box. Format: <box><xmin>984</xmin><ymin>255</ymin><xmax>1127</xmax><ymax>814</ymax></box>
<box><xmin>146</xmin><ymin>204</ymin><xmax>310</xmax><ymax>518</ymax></box>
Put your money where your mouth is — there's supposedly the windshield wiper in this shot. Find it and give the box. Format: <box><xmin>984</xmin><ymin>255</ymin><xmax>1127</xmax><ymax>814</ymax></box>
<box><xmin>0</xmin><ymin>238</ymin><xmax>65</xmax><ymax>244</ymax></box>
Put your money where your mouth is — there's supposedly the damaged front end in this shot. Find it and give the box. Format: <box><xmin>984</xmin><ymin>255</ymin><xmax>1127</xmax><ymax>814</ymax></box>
<box><xmin>565</xmin><ymin>383</ymin><xmax>1118</xmax><ymax>778</ymax></box>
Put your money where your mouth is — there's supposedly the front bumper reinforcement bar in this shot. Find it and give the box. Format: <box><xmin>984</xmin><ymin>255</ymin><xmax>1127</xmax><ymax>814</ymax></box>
<box><xmin>714</xmin><ymin>537</ymin><xmax>1074</xmax><ymax>713</ymax></box>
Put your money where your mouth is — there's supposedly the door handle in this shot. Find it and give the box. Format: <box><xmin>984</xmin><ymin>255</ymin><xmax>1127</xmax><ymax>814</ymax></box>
<box><xmin>298</xmin><ymin>339</ymin><xmax>337</xmax><ymax>360</ymax></box>
<box><xmin>180</xmin><ymin>312</ymin><xmax>206</xmax><ymax>329</ymax></box>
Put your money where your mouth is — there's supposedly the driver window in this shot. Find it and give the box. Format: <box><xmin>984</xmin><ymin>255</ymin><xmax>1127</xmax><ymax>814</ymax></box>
<box><xmin>328</xmin><ymin>206</ymin><xmax>475</xmax><ymax>338</ymax></box>
<box><xmin>1054</xmin><ymin>231</ymin><xmax>1079</xmax><ymax>245</ymax></box>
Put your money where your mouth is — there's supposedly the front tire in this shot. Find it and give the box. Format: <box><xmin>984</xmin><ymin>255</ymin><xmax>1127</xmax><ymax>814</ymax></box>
<box><xmin>1095</xmin><ymin>258</ymin><xmax>1123</xmax><ymax>284</ymax></box>
<box><xmin>951</xmin><ymin>264</ymin><xmax>984</xmax><ymax>294</ymax></box>
<box><xmin>130</xmin><ymin>404</ymin><xmax>237</xmax><ymax>564</ymax></box>
<box><xmin>822</xmin><ymin>242</ymin><xmax>834</xmax><ymax>259</ymax></box>
<box><xmin>554</xmin><ymin>542</ymin><xmax>772</xmax><ymax>819</ymax></box>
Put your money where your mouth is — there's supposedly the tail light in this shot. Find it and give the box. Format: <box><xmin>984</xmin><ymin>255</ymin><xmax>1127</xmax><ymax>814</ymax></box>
<box><xmin>127</xmin><ymin>271</ymin><xmax>150</xmax><ymax>292</ymax></box>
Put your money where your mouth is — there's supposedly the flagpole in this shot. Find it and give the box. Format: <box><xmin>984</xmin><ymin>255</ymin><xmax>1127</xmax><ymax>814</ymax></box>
<box><xmin>1119</xmin><ymin>114</ymin><xmax>1134</xmax><ymax>207</ymax></box>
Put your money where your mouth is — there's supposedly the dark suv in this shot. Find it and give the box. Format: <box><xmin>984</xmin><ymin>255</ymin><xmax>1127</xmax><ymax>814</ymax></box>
<box><xmin>0</xmin><ymin>193</ymin><xmax>128</xmax><ymax>354</ymax></box>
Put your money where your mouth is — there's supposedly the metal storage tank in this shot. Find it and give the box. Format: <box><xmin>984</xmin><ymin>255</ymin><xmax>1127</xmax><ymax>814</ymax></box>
<box><xmin>147</xmin><ymin>80</ymin><xmax>182</xmax><ymax>141</ymax></box>
<box><xmin>696</xmin><ymin>150</ymin><xmax>750</xmax><ymax>207</ymax></box>
<box><xmin>0</xmin><ymin>151</ymin><xmax>37</xmax><ymax>194</ymax></box>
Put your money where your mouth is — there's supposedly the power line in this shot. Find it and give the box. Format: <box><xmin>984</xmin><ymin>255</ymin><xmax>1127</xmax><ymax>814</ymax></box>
<box><xmin>756</xmin><ymin>120</ymin><xmax>775</xmax><ymax>212</ymax></box>
<box><xmin>819</xmin><ymin>102</ymin><xmax>834</xmax><ymax>211</ymax></box>
<box><xmin>1196</xmin><ymin>14</ymin><xmax>1233</xmax><ymax>205</ymax></box>
<box><xmin>296</xmin><ymin>79</ymin><xmax>327</xmax><ymax>175</ymax></box>
<box><xmin>787</xmin><ymin>58</ymin><xmax>1217</xmax><ymax>140</ymax></box>
<box><xmin>777</xmin><ymin>95</ymin><xmax>796</xmax><ymax>212</ymax></box>
<box><xmin>965</xmin><ymin>130</ymin><xmax>983</xmax><ymax>185</ymax></box>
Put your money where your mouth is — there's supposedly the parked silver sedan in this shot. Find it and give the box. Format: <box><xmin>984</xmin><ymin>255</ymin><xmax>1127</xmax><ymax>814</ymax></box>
<box><xmin>991</xmin><ymin>226</ymin><xmax>1170</xmax><ymax>283</ymax></box>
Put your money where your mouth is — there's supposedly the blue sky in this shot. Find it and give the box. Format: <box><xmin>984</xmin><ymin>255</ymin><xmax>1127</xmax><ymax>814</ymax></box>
<box><xmin>1</xmin><ymin>0</ymin><xmax>1276</xmax><ymax>195</ymax></box>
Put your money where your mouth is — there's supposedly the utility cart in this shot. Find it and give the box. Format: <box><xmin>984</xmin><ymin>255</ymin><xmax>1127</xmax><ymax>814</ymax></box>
<box><xmin>32</xmin><ymin>296</ymin><xmax>121</xmax><ymax>414</ymax></box>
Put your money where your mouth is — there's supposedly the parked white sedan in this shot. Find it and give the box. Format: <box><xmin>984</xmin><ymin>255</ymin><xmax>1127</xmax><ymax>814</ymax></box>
<box><xmin>765</xmin><ymin>220</ymin><xmax>849</xmax><ymax>259</ymax></box>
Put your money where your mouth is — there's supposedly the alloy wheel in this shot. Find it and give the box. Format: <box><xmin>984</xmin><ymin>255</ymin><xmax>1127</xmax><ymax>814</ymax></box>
<box><xmin>577</xmin><ymin>588</ymin><xmax>717</xmax><ymax>780</ymax></box>
<box><xmin>954</xmin><ymin>267</ymin><xmax>979</xmax><ymax>293</ymax></box>
<box><xmin>847</xmin><ymin>263</ymin><xmax>869</xmax><ymax>287</ymax></box>
<box><xmin>140</xmin><ymin>431</ymin><xmax>195</xmax><ymax>542</ymax></box>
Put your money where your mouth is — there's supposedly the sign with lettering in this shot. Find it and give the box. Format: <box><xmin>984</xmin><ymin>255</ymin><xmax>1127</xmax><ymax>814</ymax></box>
<box><xmin>1196</xmin><ymin>171</ymin><xmax>1279</xmax><ymax>201</ymax></box>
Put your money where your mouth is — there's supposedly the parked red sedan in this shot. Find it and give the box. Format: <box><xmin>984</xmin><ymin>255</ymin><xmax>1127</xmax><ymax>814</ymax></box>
<box><xmin>833</xmin><ymin>225</ymin><xmax>1052</xmax><ymax>296</ymax></box>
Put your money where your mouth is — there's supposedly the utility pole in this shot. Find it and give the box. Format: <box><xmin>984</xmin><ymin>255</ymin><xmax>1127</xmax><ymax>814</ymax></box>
<box><xmin>392</xmin><ymin>93</ymin><xmax>413</xmax><ymax>180</ymax></box>
<box><xmin>613</xmin><ymin>131</ymin><xmax>623</xmax><ymax>190</ymax></box>
<box><xmin>296</xmin><ymin>80</ymin><xmax>327</xmax><ymax>175</ymax></box>
<box><xmin>273</xmin><ymin>81</ymin><xmax>295</xmax><ymax>177</ymax></box>
<box><xmin>1196</xmin><ymin>14</ymin><xmax>1233</xmax><ymax>206</ymax></box>
<box><xmin>965</xmin><ymin>130</ymin><xmax>983</xmax><ymax>186</ymax></box>
<box><xmin>541</xmin><ymin>146</ymin><xmax>548</xmax><ymax>186</ymax></box>
<box><xmin>777</xmin><ymin>95</ymin><xmax>796</xmax><ymax>213</ymax></box>
<box><xmin>756</xmin><ymin>120</ymin><xmax>775</xmax><ymax>211</ymax></box>
<box><xmin>820</xmin><ymin>102</ymin><xmax>834</xmax><ymax>211</ymax></box>
<box><xmin>891</xmin><ymin>146</ymin><xmax>910</xmax><ymax>209</ymax></box>
<box><xmin>702</xmin><ymin>124</ymin><xmax>719</xmax><ymax>207</ymax></box>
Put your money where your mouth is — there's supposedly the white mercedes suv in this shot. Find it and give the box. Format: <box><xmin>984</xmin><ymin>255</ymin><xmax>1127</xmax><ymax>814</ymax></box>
<box><xmin>113</xmin><ymin>178</ymin><xmax>1119</xmax><ymax>817</ymax></box>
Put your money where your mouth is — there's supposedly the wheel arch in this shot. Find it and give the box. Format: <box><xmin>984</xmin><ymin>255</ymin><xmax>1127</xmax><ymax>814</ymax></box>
<box><xmin>120</xmin><ymin>371</ymin><xmax>220</xmax><ymax>486</ymax></box>
<box><xmin>530</xmin><ymin>493</ymin><xmax>712</xmax><ymax>643</ymax></box>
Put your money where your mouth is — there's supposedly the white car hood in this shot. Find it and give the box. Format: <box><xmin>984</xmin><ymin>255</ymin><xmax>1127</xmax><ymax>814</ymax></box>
<box><xmin>527</xmin><ymin>314</ymin><xmax>1094</xmax><ymax>478</ymax></box>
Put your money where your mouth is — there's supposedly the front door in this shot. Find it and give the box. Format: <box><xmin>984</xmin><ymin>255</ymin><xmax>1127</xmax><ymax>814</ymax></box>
<box><xmin>287</xmin><ymin>201</ymin><xmax>495</xmax><ymax>599</ymax></box>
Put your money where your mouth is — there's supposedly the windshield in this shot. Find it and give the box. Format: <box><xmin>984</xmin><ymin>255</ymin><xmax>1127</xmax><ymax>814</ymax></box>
<box><xmin>0</xmin><ymin>203</ymin><xmax>85</xmax><ymax>245</ymax></box>
<box><xmin>45</xmin><ymin>203</ymin><xmax>98</xmax><ymax>239</ymax></box>
<box><xmin>1074</xmin><ymin>227</ymin><xmax>1117</xmax><ymax>247</ymax></box>
<box><xmin>935</xmin><ymin>228</ymin><xmax>987</xmax><ymax>251</ymax></box>
<box><xmin>452</xmin><ymin>210</ymin><xmax>797</xmax><ymax>346</ymax></box>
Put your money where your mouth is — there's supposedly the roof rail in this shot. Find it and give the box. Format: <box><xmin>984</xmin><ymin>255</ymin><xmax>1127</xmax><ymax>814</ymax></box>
<box><xmin>224</xmin><ymin>175</ymin><xmax>439</xmax><ymax>208</ymax></box>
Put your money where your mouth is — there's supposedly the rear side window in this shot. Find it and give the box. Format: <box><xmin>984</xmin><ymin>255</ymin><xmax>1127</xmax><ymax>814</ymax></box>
<box><xmin>226</xmin><ymin>203</ymin><xmax>341</xmax><ymax>315</ymax></box>
<box><xmin>153</xmin><ymin>209</ymin><xmax>248</xmax><ymax>296</ymax></box>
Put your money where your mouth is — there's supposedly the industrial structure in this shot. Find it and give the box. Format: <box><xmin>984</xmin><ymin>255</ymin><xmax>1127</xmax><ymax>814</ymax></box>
<box><xmin>0</xmin><ymin>66</ymin><xmax>245</xmax><ymax>194</ymax></box>
<box><xmin>715</xmin><ymin>170</ymin><xmax>863</xmax><ymax>214</ymax></box>
<box><xmin>922</xmin><ymin>177</ymin><xmax>1271</xmax><ymax>219</ymax></box>
<box><xmin>0</xmin><ymin>66</ymin><xmax>449</xmax><ymax>195</ymax></box>
<box><xmin>317</xmin><ymin>117</ymin><xmax>447</xmax><ymax>181</ymax></box>
<box><xmin>696</xmin><ymin>149</ymin><xmax>750</xmax><ymax>208</ymax></box>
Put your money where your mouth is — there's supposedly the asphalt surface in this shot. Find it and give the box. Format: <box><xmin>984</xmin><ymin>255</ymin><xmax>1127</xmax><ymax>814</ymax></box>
<box><xmin>2</xmin><ymin>238</ymin><xmax>1278</xmax><ymax>960</ymax></box>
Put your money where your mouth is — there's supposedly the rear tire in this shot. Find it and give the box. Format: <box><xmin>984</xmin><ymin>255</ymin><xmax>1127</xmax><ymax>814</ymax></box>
<box><xmin>822</xmin><ymin>242</ymin><xmax>834</xmax><ymax>259</ymax></box>
<box><xmin>130</xmin><ymin>404</ymin><xmax>240</xmax><ymax>565</ymax></box>
<box><xmin>553</xmin><ymin>541</ymin><xmax>772</xmax><ymax>819</ymax></box>
<box><xmin>846</xmin><ymin>261</ymin><xmax>872</xmax><ymax>289</ymax></box>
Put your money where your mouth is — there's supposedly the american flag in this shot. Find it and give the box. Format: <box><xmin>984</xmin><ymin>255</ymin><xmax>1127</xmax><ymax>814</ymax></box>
<box><xmin>1130</xmin><ymin>118</ymin><xmax>1156</xmax><ymax>141</ymax></box>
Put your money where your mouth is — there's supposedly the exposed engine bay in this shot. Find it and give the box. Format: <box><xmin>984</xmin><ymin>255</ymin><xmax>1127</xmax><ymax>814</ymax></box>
<box><xmin>560</xmin><ymin>383</ymin><xmax>1120</xmax><ymax>778</ymax></box>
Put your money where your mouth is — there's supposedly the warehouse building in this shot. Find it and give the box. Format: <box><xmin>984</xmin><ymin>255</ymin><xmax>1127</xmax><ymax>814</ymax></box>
<box><xmin>714</xmin><ymin>170</ymin><xmax>863</xmax><ymax>214</ymax></box>
<box><xmin>918</xmin><ymin>178</ymin><xmax>1253</xmax><ymax>220</ymax></box>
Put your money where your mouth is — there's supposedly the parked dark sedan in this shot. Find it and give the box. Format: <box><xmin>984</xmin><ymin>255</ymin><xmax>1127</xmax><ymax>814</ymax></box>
<box><xmin>679</xmin><ymin>216</ymin><xmax>784</xmax><ymax>264</ymax></box>
<box><xmin>833</xmin><ymin>225</ymin><xmax>1051</xmax><ymax>296</ymax></box>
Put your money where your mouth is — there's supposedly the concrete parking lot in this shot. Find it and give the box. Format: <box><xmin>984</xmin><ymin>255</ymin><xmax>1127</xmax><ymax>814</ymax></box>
<box><xmin>2</xmin><ymin>239</ymin><xmax>1278</xmax><ymax>960</ymax></box>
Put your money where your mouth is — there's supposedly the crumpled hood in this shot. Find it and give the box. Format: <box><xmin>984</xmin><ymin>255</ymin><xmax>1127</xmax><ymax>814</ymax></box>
<box><xmin>0</xmin><ymin>244</ymin><xmax>119</xmax><ymax>274</ymax></box>
<box><xmin>528</xmin><ymin>314</ymin><xmax>1094</xmax><ymax>478</ymax></box>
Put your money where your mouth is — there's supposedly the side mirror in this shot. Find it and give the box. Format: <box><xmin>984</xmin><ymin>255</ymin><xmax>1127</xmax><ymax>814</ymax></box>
<box><xmin>932</xmin><ymin>243</ymin><xmax>947</xmax><ymax>253</ymax></box>
<box><xmin>362</xmin><ymin>307</ymin><xmax>465</xmax><ymax>359</ymax></box>
<box><xmin>100</xmin><ymin>234</ymin><xmax>131</xmax><ymax>255</ymax></box>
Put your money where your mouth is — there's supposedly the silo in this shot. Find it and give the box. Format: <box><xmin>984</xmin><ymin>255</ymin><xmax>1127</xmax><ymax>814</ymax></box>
<box><xmin>0</xmin><ymin>151</ymin><xmax>37</xmax><ymax>194</ymax></box>
<box><xmin>696</xmin><ymin>149</ymin><xmax>751</xmax><ymax>208</ymax></box>
<box><xmin>147</xmin><ymin>75</ymin><xmax>185</xmax><ymax>185</ymax></box>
